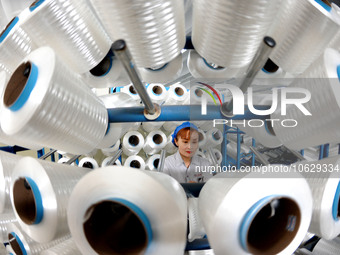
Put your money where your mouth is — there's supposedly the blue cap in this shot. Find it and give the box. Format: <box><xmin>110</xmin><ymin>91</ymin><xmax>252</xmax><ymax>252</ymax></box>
<box><xmin>172</xmin><ymin>122</ymin><xmax>198</xmax><ymax>147</ymax></box>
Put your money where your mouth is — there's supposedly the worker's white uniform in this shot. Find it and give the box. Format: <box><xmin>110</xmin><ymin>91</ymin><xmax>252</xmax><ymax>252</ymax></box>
<box><xmin>163</xmin><ymin>151</ymin><xmax>213</xmax><ymax>183</ymax></box>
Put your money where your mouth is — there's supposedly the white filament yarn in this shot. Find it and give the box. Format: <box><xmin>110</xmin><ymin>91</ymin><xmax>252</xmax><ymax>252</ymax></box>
<box><xmin>101</xmin><ymin>157</ymin><xmax>121</xmax><ymax>167</ymax></box>
<box><xmin>146</xmin><ymin>154</ymin><xmax>161</xmax><ymax>171</ymax></box>
<box><xmin>122</xmin><ymin>131</ymin><xmax>145</xmax><ymax>156</ymax></box>
<box><xmin>271</xmin><ymin>48</ymin><xmax>340</xmax><ymax>150</ymax></box>
<box><xmin>329</xmin><ymin>3</ymin><xmax>340</xmax><ymax>53</ymax></box>
<box><xmin>10</xmin><ymin>157</ymin><xmax>88</xmax><ymax>243</ymax></box>
<box><xmin>101</xmin><ymin>139</ymin><xmax>120</xmax><ymax>157</ymax></box>
<box><xmin>312</xmin><ymin>237</ymin><xmax>340</xmax><ymax>255</ymax></box>
<box><xmin>67</xmin><ymin>167</ymin><xmax>187</xmax><ymax>255</ymax></box>
<box><xmin>20</xmin><ymin>0</ymin><xmax>111</xmax><ymax>74</ymax></box>
<box><xmin>0</xmin><ymin>10</ymin><xmax>37</xmax><ymax>75</ymax></box>
<box><xmin>78</xmin><ymin>157</ymin><xmax>99</xmax><ymax>170</ymax></box>
<box><xmin>124</xmin><ymin>155</ymin><xmax>146</xmax><ymax>171</ymax></box>
<box><xmin>202</xmin><ymin>128</ymin><xmax>223</xmax><ymax>149</ymax></box>
<box><xmin>187</xmin><ymin>50</ymin><xmax>240</xmax><ymax>79</ymax></box>
<box><xmin>142</xmin><ymin>121</ymin><xmax>165</xmax><ymax>133</ymax></box>
<box><xmin>146</xmin><ymin>83</ymin><xmax>168</xmax><ymax>105</ymax></box>
<box><xmin>57</xmin><ymin>157</ymin><xmax>76</xmax><ymax>166</ymax></box>
<box><xmin>7</xmin><ymin>222</ymin><xmax>70</xmax><ymax>255</ymax></box>
<box><xmin>98</xmin><ymin>93</ymin><xmax>139</xmax><ymax>149</ymax></box>
<box><xmin>1</xmin><ymin>0</ymin><xmax>32</xmax><ymax>20</ymax></box>
<box><xmin>197</xmin><ymin>129</ymin><xmax>207</xmax><ymax>148</ymax></box>
<box><xmin>268</xmin><ymin>0</ymin><xmax>339</xmax><ymax>75</ymax></box>
<box><xmin>88</xmin><ymin>0</ymin><xmax>185</xmax><ymax>68</ymax></box>
<box><xmin>143</xmin><ymin>131</ymin><xmax>167</xmax><ymax>155</ymax></box>
<box><xmin>205</xmin><ymin>148</ymin><xmax>222</xmax><ymax>165</ymax></box>
<box><xmin>195</xmin><ymin>150</ymin><xmax>206</xmax><ymax>159</ymax></box>
<box><xmin>164</xmin><ymin>133</ymin><xmax>178</xmax><ymax>154</ymax></box>
<box><xmin>0</xmin><ymin>47</ymin><xmax>108</xmax><ymax>155</ymax></box>
<box><xmin>0</xmin><ymin>212</ymin><xmax>17</xmax><ymax>243</ymax></box>
<box><xmin>294</xmin><ymin>156</ymin><xmax>340</xmax><ymax>240</ymax></box>
<box><xmin>198</xmin><ymin>170</ymin><xmax>313</xmax><ymax>255</ymax></box>
<box><xmin>0</xmin><ymin>2</ymin><xmax>8</xmax><ymax>31</ymax></box>
<box><xmin>120</xmin><ymin>84</ymin><xmax>142</xmax><ymax>103</ymax></box>
<box><xmin>40</xmin><ymin>238</ymin><xmax>82</xmax><ymax>255</ymax></box>
<box><xmin>164</xmin><ymin>83</ymin><xmax>188</xmax><ymax>105</ymax></box>
<box><xmin>192</xmin><ymin>0</ymin><xmax>280</xmax><ymax>68</ymax></box>
<box><xmin>138</xmin><ymin>53</ymin><xmax>183</xmax><ymax>84</ymax></box>
<box><xmin>163</xmin><ymin>121</ymin><xmax>184</xmax><ymax>133</ymax></box>
<box><xmin>0</xmin><ymin>151</ymin><xmax>22</xmax><ymax>213</ymax></box>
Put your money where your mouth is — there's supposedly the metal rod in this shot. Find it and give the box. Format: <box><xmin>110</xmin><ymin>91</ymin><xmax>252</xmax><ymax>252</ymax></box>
<box><xmin>222</xmin><ymin>36</ymin><xmax>276</xmax><ymax>115</ymax></box>
<box><xmin>111</xmin><ymin>40</ymin><xmax>156</xmax><ymax>115</ymax></box>
<box><xmin>66</xmin><ymin>155</ymin><xmax>81</xmax><ymax>165</ymax></box>
<box><xmin>107</xmin><ymin>149</ymin><xmax>123</xmax><ymax>166</ymax></box>
<box><xmin>157</xmin><ymin>149</ymin><xmax>166</xmax><ymax>172</ymax></box>
<box><xmin>249</xmin><ymin>146</ymin><xmax>270</xmax><ymax>165</ymax></box>
<box><xmin>39</xmin><ymin>149</ymin><xmax>57</xmax><ymax>160</ymax></box>
<box><xmin>284</xmin><ymin>147</ymin><xmax>306</xmax><ymax>161</ymax></box>
<box><xmin>108</xmin><ymin>104</ymin><xmax>271</xmax><ymax>122</ymax></box>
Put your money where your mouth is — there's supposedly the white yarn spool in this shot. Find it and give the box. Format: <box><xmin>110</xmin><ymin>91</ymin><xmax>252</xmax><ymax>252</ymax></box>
<box><xmin>271</xmin><ymin>48</ymin><xmax>340</xmax><ymax>150</ymax></box>
<box><xmin>330</xmin><ymin>3</ymin><xmax>340</xmax><ymax>53</ymax></box>
<box><xmin>143</xmin><ymin>131</ymin><xmax>167</xmax><ymax>155</ymax></box>
<box><xmin>142</xmin><ymin>122</ymin><xmax>165</xmax><ymax>133</ymax></box>
<box><xmin>7</xmin><ymin>223</ymin><xmax>69</xmax><ymax>255</ymax></box>
<box><xmin>226</xmin><ymin>140</ymin><xmax>250</xmax><ymax>160</ymax></box>
<box><xmin>192</xmin><ymin>0</ymin><xmax>280</xmax><ymax>68</ymax></box>
<box><xmin>202</xmin><ymin>128</ymin><xmax>223</xmax><ymax>149</ymax></box>
<box><xmin>78</xmin><ymin>157</ymin><xmax>99</xmax><ymax>170</ymax></box>
<box><xmin>88</xmin><ymin>0</ymin><xmax>185</xmax><ymax>68</ymax></box>
<box><xmin>237</xmin><ymin>122</ymin><xmax>282</xmax><ymax>149</ymax></box>
<box><xmin>0</xmin><ymin>151</ymin><xmax>21</xmax><ymax>213</ymax></box>
<box><xmin>192</xmin><ymin>121</ymin><xmax>214</xmax><ymax>132</ymax></box>
<box><xmin>187</xmin><ymin>50</ymin><xmax>240</xmax><ymax>79</ymax></box>
<box><xmin>146</xmin><ymin>83</ymin><xmax>168</xmax><ymax>105</ymax></box>
<box><xmin>0</xmin><ymin>212</ymin><xmax>17</xmax><ymax>243</ymax></box>
<box><xmin>82</xmin><ymin>53</ymin><xmax>125</xmax><ymax>89</ymax></box>
<box><xmin>198</xmin><ymin>129</ymin><xmax>207</xmax><ymax>148</ymax></box>
<box><xmin>138</xmin><ymin>54</ymin><xmax>183</xmax><ymax>84</ymax></box>
<box><xmin>163</xmin><ymin>121</ymin><xmax>184</xmax><ymax>133</ymax></box>
<box><xmin>269</xmin><ymin>0</ymin><xmax>338</xmax><ymax>75</ymax></box>
<box><xmin>122</xmin><ymin>131</ymin><xmax>145</xmax><ymax>156</ymax></box>
<box><xmin>0</xmin><ymin>10</ymin><xmax>37</xmax><ymax>75</ymax></box>
<box><xmin>120</xmin><ymin>84</ymin><xmax>142</xmax><ymax>103</ymax></box>
<box><xmin>186</xmin><ymin>85</ymin><xmax>216</xmax><ymax>105</ymax></box>
<box><xmin>101</xmin><ymin>157</ymin><xmax>121</xmax><ymax>167</ymax></box>
<box><xmin>10</xmin><ymin>157</ymin><xmax>88</xmax><ymax>243</ymax></box>
<box><xmin>57</xmin><ymin>157</ymin><xmax>76</xmax><ymax>166</ymax></box>
<box><xmin>312</xmin><ymin>237</ymin><xmax>340</xmax><ymax>255</ymax></box>
<box><xmin>101</xmin><ymin>139</ymin><xmax>120</xmax><ymax>157</ymax></box>
<box><xmin>1</xmin><ymin>0</ymin><xmax>32</xmax><ymax>20</ymax></box>
<box><xmin>164</xmin><ymin>83</ymin><xmax>188</xmax><ymax>105</ymax></box>
<box><xmin>98</xmin><ymin>93</ymin><xmax>139</xmax><ymax>149</ymax></box>
<box><xmin>67</xmin><ymin>167</ymin><xmax>187</xmax><ymax>255</ymax></box>
<box><xmin>20</xmin><ymin>0</ymin><xmax>111</xmax><ymax>74</ymax></box>
<box><xmin>145</xmin><ymin>154</ymin><xmax>161</xmax><ymax>171</ymax></box>
<box><xmin>164</xmin><ymin>134</ymin><xmax>178</xmax><ymax>154</ymax></box>
<box><xmin>0</xmin><ymin>2</ymin><xmax>8</xmax><ymax>31</ymax></box>
<box><xmin>293</xmin><ymin>156</ymin><xmax>340</xmax><ymax>240</ymax></box>
<box><xmin>124</xmin><ymin>155</ymin><xmax>146</xmax><ymax>171</ymax></box>
<box><xmin>205</xmin><ymin>148</ymin><xmax>223</xmax><ymax>165</ymax></box>
<box><xmin>41</xmin><ymin>238</ymin><xmax>82</xmax><ymax>255</ymax></box>
<box><xmin>0</xmin><ymin>47</ymin><xmax>108</xmax><ymax>155</ymax></box>
<box><xmin>195</xmin><ymin>150</ymin><xmax>206</xmax><ymax>159</ymax></box>
<box><xmin>199</xmin><ymin>170</ymin><xmax>313</xmax><ymax>255</ymax></box>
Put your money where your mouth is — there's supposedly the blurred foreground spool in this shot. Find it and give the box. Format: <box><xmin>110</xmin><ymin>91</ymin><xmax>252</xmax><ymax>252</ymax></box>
<box><xmin>0</xmin><ymin>47</ymin><xmax>108</xmax><ymax>155</ymax></box>
<box><xmin>271</xmin><ymin>48</ymin><xmax>340</xmax><ymax>150</ymax></box>
<box><xmin>269</xmin><ymin>0</ymin><xmax>338</xmax><ymax>75</ymax></box>
<box><xmin>199</xmin><ymin>170</ymin><xmax>313</xmax><ymax>255</ymax></box>
<box><xmin>294</xmin><ymin>156</ymin><xmax>340</xmax><ymax>240</ymax></box>
<box><xmin>67</xmin><ymin>167</ymin><xmax>187</xmax><ymax>255</ymax></box>
<box><xmin>0</xmin><ymin>212</ymin><xmax>17</xmax><ymax>243</ymax></box>
<box><xmin>21</xmin><ymin>0</ymin><xmax>111</xmax><ymax>73</ymax></box>
<box><xmin>10</xmin><ymin>157</ymin><xmax>88</xmax><ymax>243</ymax></box>
<box><xmin>192</xmin><ymin>0</ymin><xmax>280</xmax><ymax>68</ymax></box>
<box><xmin>88</xmin><ymin>0</ymin><xmax>185</xmax><ymax>68</ymax></box>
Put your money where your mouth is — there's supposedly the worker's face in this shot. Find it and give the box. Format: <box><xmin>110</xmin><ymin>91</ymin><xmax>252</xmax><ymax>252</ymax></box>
<box><xmin>175</xmin><ymin>131</ymin><xmax>199</xmax><ymax>158</ymax></box>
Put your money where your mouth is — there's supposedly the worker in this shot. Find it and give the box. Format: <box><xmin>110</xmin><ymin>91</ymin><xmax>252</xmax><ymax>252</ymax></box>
<box><xmin>163</xmin><ymin>122</ymin><xmax>213</xmax><ymax>183</ymax></box>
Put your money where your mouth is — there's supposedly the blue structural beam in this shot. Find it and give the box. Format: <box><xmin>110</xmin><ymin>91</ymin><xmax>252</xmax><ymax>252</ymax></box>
<box><xmin>0</xmin><ymin>146</ymin><xmax>29</xmax><ymax>154</ymax></box>
<box><xmin>108</xmin><ymin>105</ymin><xmax>270</xmax><ymax>122</ymax></box>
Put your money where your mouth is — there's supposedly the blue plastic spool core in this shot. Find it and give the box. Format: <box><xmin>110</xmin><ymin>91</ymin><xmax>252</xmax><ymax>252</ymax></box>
<box><xmin>24</xmin><ymin>177</ymin><xmax>44</xmax><ymax>224</ymax></box>
<box><xmin>83</xmin><ymin>198</ymin><xmax>152</xmax><ymax>254</ymax></box>
<box><xmin>202</xmin><ymin>58</ymin><xmax>225</xmax><ymax>70</ymax></box>
<box><xmin>0</xmin><ymin>17</ymin><xmax>19</xmax><ymax>44</ymax></box>
<box><xmin>332</xmin><ymin>182</ymin><xmax>340</xmax><ymax>221</ymax></box>
<box><xmin>9</xmin><ymin>232</ymin><xmax>27</xmax><ymax>255</ymax></box>
<box><xmin>29</xmin><ymin>0</ymin><xmax>46</xmax><ymax>12</ymax></box>
<box><xmin>314</xmin><ymin>0</ymin><xmax>332</xmax><ymax>12</ymax></box>
<box><xmin>5</xmin><ymin>62</ymin><xmax>38</xmax><ymax>112</ymax></box>
<box><xmin>337</xmin><ymin>65</ymin><xmax>340</xmax><ymax>82</ymax></box>
<box><xmin>239</xmin><ymin>195</ymin><xmax>301</xmax><ymax>254</ymax></box>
